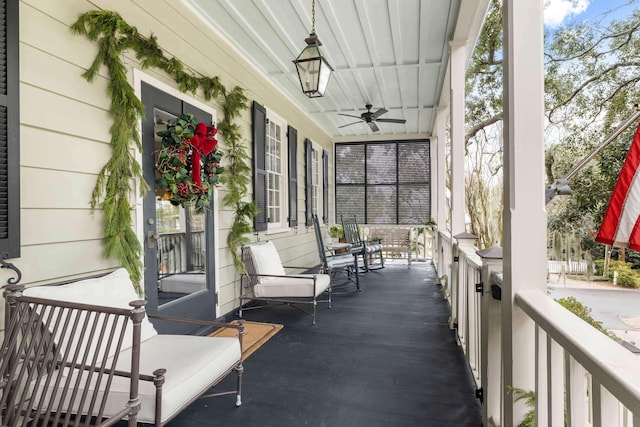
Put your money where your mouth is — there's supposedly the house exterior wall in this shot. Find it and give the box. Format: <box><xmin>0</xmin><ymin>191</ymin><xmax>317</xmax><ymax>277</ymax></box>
<box><xmin>6</xmin><ymin>0</ymin><xmax>333</xmax><ymax>318</ymax></box>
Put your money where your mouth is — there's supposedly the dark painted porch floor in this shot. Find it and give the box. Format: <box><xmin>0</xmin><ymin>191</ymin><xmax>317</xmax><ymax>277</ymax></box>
<box><xmin>169</xmin><ymin>261</ymin><xmax>481</xmax><ymax>427</ymax></box>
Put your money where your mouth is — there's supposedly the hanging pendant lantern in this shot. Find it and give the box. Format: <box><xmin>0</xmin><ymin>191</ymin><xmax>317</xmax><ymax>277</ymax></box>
<box><xmin>293</xmin><ymin>0</ymin><xmax>333</xmax><ymax>98</ymax></box>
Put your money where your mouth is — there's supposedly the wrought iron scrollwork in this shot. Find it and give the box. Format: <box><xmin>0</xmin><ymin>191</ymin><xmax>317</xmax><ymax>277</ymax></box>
<box><xmin>1</xmin><ymin>252</ymin><xmax>22</xmax><ymax>285</ymax></box>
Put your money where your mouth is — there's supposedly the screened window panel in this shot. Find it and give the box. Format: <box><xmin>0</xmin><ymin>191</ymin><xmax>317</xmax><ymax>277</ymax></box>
<box><xmin>398</xmin><ymin>184</ymin><xmax>431</xmax><ymax>224</ymax></box>
<box><xmin>335</xmin><ymin>186</ymin><xmax>365</xmax><ymax>219</ymax></box>
<box><xmin>335</xmin><ymin>140</ymin><xmax>430</xmax><ymax>224</ymax></box>
<box><xmin>366</xmin><ymin>143</ymin><xmax>396</xmax><ymax>184</ymax></box>
<box><xmin>398</xmin><ymin>143</ymin><xmax>429</xmax><ymax>183</ymax></box>
<box><xmin>366</xmin><ymin>185</ymin><xmax>397</xmax><ymax>224</ymax></box>
<box><xmin>335</xmin><ymin>144</ymin><xmax>365</xmax><ymax>184</ymax></box>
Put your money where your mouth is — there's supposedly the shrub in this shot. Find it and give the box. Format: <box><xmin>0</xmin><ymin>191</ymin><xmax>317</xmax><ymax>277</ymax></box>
<box><xmin>555</xmin><ymin>296</ymin><xmax>606</xmax><ymax>333</ymax></box>
<box><xmin>615</xmin><ymin>269</ymin><xmax>638</xmax><ymax>288</ymax></box>
<box><xmin>592</xmin><ymin>259</ymin><xmax>639</xmax><ymax>288</ymax></box>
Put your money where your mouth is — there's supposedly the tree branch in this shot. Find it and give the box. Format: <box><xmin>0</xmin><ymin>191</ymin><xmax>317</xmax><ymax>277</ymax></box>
<box><xmin>465</xmin><ymin>113</ymin><xmax>503</xmax><ymax>147</ymax></box>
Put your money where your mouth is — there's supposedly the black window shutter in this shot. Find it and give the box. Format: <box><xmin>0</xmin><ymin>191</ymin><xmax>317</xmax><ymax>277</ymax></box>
<box><xmin>304</xmin><ymin>139</ymin><xmax>313</xmax><ymax>226</ymax></box>
<box><xmin>0</xmin><ymin>0</ymin><xmax>19</xmax><ymax>258</ymax></box>
<box><xmin>322</xmin><ymin>149</ymin><xmax>329</xmax><ymax>223</ymax></box>
<box><xmin>287</xmin><ymin>126</ymin><xmax>298</xmax><ymax>227</ymax></box>
<box><xmin>252</xmin><ymin>101</ymin><xmax>268</xmax><ymax>231</ymax></box>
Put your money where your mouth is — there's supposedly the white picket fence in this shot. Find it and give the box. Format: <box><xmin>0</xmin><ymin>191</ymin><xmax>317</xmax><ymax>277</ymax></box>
<box><xmin>547</xmin><ymin>260</ymin><xmax>589</xmax><ymax>275</ymax></box>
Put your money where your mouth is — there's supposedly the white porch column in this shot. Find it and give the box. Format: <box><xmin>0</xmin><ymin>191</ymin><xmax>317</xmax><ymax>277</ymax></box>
<box><xmin>502</xmin><ymin>1</ymin><xmax>546</xmax><ymax>426</ymax></box>
<box><xmin>434</xmin><ymin>106</ymin><xmax>448</xmax><ymax>233</ymax></box>
<box><xmin>449</xmin><ymin>41</ymin><xmax>466</xmax><ymax>236</ymax></box>
<box><xmin>449</xmin><ymin>41</ymin><xmax>466</xmax><ymax>328</ymax></box>
<box><xmin>433</xmin><ymin>107</ymin><xmax>449</xmax><ymax>276</ymax></box>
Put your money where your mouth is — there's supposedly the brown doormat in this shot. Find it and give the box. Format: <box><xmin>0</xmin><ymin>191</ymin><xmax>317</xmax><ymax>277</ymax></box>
<box><xmin>209</xmin><ymin>320</ymin><xmax>283</xmax><ymax>361</ymax></box>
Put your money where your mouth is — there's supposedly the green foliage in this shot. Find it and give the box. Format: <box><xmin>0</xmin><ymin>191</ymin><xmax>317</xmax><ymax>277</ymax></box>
<box><xmin>545</xmin><ymin>5</ymin><xmax>640</xmax><ymax>250</ymax></box>
<box><xmin>466</xmin><ymin>1</ymin><xmax>640</xmax><ymax>254</ymax></box>
<box><xmin>593</xmin><ymin>259</ymin><xmax>640</xmax><ymax>288</ymax></box>
<box><xmin>615</xmin><ymin>269</ymin><xmax>638</xmax><ymax>287</ymax></box>
<box><xmin>328</xmin><ymin>225</ymin><xmax>343</xmax><ymax>238</ymax></box>
<box><xmin>72</xmin><ymin>10</ymin><xmax>252</xmax><ymax>286</ymax></box>
<box><xmin>555</xmin><ymin>296</ymin><xmax>609</xmax><ymax>333</ymax></box>
<box><xmin>507</xmin><ymin>386</ymin><xmax>536</xmax><ymax>427</ymax></box>
<box><xmin>464</xmin><ymin>0</ymin><xmax>505</xmax><ymax>248</ymax></box>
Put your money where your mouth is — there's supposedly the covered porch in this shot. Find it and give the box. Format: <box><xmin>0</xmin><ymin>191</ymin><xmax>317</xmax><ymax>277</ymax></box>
<box><xmin>162</xmin><ymin>261</ymin><xmax>483</xmax><ymax>427</ymax></box>
<box><xmin>4</xmin><ymin>0</ymin><xmax>640</xmax><ymax>425</ymax></box>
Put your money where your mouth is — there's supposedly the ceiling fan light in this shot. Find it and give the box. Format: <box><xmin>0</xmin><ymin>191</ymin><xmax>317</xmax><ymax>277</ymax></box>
<box><xmin>293</xmin><ymin>34</ymin><xmax>334</xmax><ymax>98</ymax></box>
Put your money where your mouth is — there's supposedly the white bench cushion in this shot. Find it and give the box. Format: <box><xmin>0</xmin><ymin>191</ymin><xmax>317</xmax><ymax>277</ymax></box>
<box><xmin>254</xmin><ymin>274</ymin><xmax>331</xmax><ymax>298</ymax></box>
<box><xmin>23</xmin><ymin>268</ymin><xmax>158</xmax><ymax>360</ymax></box>
<box><xmin>34</xmin><ymin>334</ymin><xmax>241</xmax><ymax>424</ymax></box>
<box><xmin>115</xmin><ymin>334</ymin><xmax>241</xmax><ymax>423</ymax></box>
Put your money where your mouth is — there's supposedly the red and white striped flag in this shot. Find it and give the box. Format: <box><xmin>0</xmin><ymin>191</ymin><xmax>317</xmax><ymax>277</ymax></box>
<box><xmin>596</xmin><ymin>122</ymin><xmax>640</xmax><ymax>251</ymax></box>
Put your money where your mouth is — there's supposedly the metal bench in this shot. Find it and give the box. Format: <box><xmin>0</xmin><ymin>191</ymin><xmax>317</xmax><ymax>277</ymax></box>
<box><xmin>0</xmin><ymin>269</ymin><xmax>244</xmax><ymax>426</ymax></box>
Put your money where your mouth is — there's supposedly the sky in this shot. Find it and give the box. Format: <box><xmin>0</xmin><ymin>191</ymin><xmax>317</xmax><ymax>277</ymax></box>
<box><xmin>544</xmin><ymin>0</ymin><xmax>639</xmax><ymax>28</ymax></box>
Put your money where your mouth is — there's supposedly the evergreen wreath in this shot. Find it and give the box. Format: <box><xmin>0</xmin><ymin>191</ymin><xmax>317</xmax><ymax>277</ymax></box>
<box><xmin>71</xmin><ymin>10</ymin><xmax>256</xmax><ymax>291</ymax></box>
<box><xmin>155</xmin><ymin>113</ymin><xmax>223</xmax><ymax>210</ymax></box>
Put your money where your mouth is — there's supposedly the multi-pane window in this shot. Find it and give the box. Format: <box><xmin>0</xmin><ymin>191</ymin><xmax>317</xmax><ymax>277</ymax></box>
<box><xmin>305</xmin><ymin>139</ymin><xmax>327</xmax><ymax>226</ymax></box>
<box><xmin>312</xmin><ymin>147</ymin><xmax>319</xmax><ymax>215</ymax></box>
<box><xmin>266</xmin><ymin>112</ymin><xmax>288</xmax><ymax>229</ymax></box>
<box><xmin>252</xmin><ymin>102</ymin><xmax>295</xmax><ymax>232</ymax></box>
<box><xmin>335</xmin><ymin>140</ymin><xmax>430</xmax><ymax>224</ymax></box>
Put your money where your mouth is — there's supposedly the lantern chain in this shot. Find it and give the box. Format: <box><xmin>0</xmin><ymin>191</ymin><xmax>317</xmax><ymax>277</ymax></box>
<box><xmin>311</xmin><ymin>0</ymin><xmax>316</xmax><ymax>34</ymax></box>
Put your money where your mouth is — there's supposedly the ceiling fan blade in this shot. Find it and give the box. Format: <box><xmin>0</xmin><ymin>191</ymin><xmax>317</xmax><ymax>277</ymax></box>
<box><xmin>370</xmin><ymin>108</ymin><xmax>388</xmax><ymax>120</ymax></box>
<box><xmin>338</xmin><ymin>121</ymin><xmax>363</xmax><ymax>128</ymax></box>
<box><xmin>368</xmin><ymin>121</ymin><xmax>380</xmax><ymax>132</ymax></box>
<box><xmin>375</xmin><ymin>118</ymin><xmax>406</xmax><ymax>124</ymax></box>
<box><xmin>338</xmin><ymin>113</ymin><xmax>363</xmax><ymax>119</ymax></box>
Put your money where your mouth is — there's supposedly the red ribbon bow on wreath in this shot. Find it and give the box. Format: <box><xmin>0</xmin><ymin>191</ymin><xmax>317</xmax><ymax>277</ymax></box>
<box><xmin>190</xmin><ymin>123</ymin><xmax>218</xmax><ymax>188</ymax></box>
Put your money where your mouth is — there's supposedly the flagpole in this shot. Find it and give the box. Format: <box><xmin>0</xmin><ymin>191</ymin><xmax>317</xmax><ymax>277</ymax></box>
<box><xmin>565</xmin><ymin>106</ymin><xmax>640</xmax><ymax>181</ymax></box>
<box><xmin>545</xmin><ymin>105</ymin><xmax>640</xmax><ymax>204</ymax></box>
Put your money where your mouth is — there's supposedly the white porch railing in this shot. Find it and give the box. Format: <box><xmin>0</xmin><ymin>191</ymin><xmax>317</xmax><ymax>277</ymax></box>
<box><xmin>440</xmin><ymin>232</ymin><xmax>640</xmax><ymax>427</ymax></box>
<box><xmin>454</xmin><ymin>238</ymin><xmax>483</xmax><ymax>392</ymax></box>
<box><xmin>436</xmin><ymin>231</ymin><xmax>453</xmax><ymax>300</ymax></box>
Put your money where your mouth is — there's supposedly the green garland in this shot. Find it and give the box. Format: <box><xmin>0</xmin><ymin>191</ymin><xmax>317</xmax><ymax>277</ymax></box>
<box><xmin>71</xmin><ymin>10</ymin><xmax>255</xmax><ymax>290</ymax></box>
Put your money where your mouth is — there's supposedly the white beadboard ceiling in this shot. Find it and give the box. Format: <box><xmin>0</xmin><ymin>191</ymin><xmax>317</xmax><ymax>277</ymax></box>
<box><xmin>184</xmin><ymin>0</ymin><xmax>488</xmax><ymax>139</ymax></box>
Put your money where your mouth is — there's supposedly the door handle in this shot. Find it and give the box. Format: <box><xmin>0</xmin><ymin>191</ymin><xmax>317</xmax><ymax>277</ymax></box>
<box><xmin>147</xmin><ymin>231</ymin><xmax>159</xmax><ymax>248</ymax></box>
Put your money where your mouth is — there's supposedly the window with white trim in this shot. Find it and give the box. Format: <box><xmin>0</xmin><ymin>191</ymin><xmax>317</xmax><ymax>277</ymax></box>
<box><xmin>265</xmin><ymin>111</ymin><xmax>288</xmax><ymax>230</ymax></box>
<box><xmin>305</xmin><ymin>139</ymin><xmax>327</xmax><ymax>226</ymax></box>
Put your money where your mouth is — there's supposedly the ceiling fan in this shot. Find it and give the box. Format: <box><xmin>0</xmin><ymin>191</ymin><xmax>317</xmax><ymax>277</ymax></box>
<box><xmin>338</xmin><ymin>104</ymin><xmax>406</xmax><ymax>132</ymax></box>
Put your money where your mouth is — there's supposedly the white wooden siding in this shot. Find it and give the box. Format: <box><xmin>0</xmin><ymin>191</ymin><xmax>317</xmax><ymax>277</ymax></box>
<box><xmin>2</xmin><ymin>0</ymin><xmax>333</xmax><ymax>319</ymax></box>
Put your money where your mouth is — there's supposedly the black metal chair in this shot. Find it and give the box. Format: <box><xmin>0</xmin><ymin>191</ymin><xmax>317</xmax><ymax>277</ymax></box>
<box><xmin>341</xmin><ymin>214</ymin><xmax>384</xmax><ymax>272</ymax></box>
<box><xmin>312</xmin><ymin>214</ymin><xmax>361</xmax><ymax>291</ymax></box>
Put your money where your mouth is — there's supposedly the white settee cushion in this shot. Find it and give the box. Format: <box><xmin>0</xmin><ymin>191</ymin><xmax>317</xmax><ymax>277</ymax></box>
<box><xmin>116</xmin><ymin>334</ymin><xmax>241</xmax><ymax>423</ymax></box>
<box><xmin>254</xmin><ymin>274</ymin><xmax>331</xmax><ymax>298</ymax></box>
<box><xmin>34</xmin><ymin>334</ymin><xmax>241</xmax><ymax>424</ymax></box>
<box><xmin>247</xmin><ymin>241</ymin><xmax>286</xmax><ymax>283</ymax></box>
<box><xmin>23</xmin><ymin>268</ymin><xmax>158</xmax><ymax>360</ymax></box>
